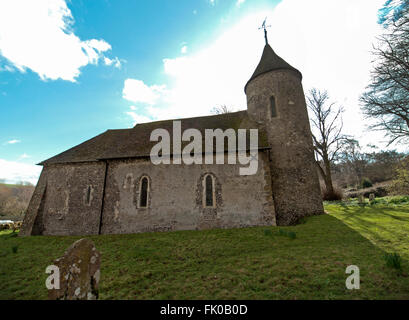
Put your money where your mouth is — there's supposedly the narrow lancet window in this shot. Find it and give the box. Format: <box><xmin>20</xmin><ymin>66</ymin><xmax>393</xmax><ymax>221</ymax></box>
<box><xmin>205</xmin><ymin>175</ymin><xmax>215</xmax><ymax>208</ymax></box>
<box><xmin>139</xmin><ymin>177</ymin><xmax>149</xmax><ymax>208</ymax></box>
<box><xmin>86</xmin><ymin>186</ymin><xmax>92</xmax><ymax>205</ymax></box>
<box><xmin>270</xmin><ymin>96</ymin><xmax>277</xmax><ymax>118</ymax></box>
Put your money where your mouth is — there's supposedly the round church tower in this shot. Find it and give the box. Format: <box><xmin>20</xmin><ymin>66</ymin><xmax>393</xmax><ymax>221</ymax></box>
<box><xmin>245</xmin><ymin>42</ymin><xmax>324</xmax><ymax>225</ymax></box>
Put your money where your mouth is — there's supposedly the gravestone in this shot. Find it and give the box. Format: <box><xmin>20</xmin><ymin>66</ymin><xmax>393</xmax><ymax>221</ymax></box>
<box><xmin>358</xmin><ymin>194</ymin><xmax>365</xmax><ymax>204</ymax></box>
<box><xmin>48</xmin><ymin>238</ymin><xmax>100</xmax><ymax>300</ymax></box>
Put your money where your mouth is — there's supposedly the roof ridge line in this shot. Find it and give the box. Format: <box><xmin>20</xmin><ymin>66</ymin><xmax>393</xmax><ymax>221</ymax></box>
<box><xmin>133</xmin><ymin>110</ymin><xmax>247</xmax><ymax>128</ymax></box>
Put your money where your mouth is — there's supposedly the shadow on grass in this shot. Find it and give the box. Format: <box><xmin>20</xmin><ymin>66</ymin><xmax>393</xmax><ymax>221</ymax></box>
<box><xmin>1</xmin><ymin>214</ymin><xmax>409</xmax><ymax>300</ymax></box>
<box><xmin>334</xmin><ymin>205</ymin><xmax>409</xmax><ymax>236</ymax></box>
<box><xmin>328</xmin><ymin>205</ymin><xmax>409</xmax><ymax>265</ymax></box>
<box><xmin>376</xmin><ymin>209</ymin><xmax>409</xmax><ymax>222</ymax></box>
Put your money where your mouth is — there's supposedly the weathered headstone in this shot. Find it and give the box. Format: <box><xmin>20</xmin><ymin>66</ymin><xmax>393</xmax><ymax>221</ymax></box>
<box><xmin>48</xmin><ymin>238</ymin><xmax>100</xmax><ymax>300</ymax></box>
<box><xmin>12</xmin><ymin>221</ymin><xmax>22</xmax><ymax>232</ymax></box>
<box><xmin>358</xmin><ymin>194</ymin><xmax>365</xmax><ymax>204</ymax></box>
<box><xmin>369</xmin><ymin>193</ymin><xmax>375</xmax><ymax>202</ymax></box>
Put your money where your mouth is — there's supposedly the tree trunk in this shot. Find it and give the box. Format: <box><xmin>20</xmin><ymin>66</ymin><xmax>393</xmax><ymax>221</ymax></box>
<box><xmin>323</xmin><ymin>158</ymin><xmax>335</xmax><ymax>195</ymax></box>
<box><xmin>315</xmin><ymin>159</ymin><xmax>335</xmax><ymax>195</ymax></box>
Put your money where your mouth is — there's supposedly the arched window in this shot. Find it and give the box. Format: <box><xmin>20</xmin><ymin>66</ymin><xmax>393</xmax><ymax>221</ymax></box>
<box><xmin>270</xmin><ymin>96</ymin><xmax>277</xmax><ymax>118</ymax></box>
<box><xmin>203</xmin><ymin>174</ymin><xmax>215</xmax><ymax>208</ymax></box>
<box><xmin>139</xmin><ymin>176</ymin><xmax>149</xmax><ymax>208</ymax></box>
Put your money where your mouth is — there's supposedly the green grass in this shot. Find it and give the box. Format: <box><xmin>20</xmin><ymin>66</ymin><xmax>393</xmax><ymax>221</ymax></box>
<box><xmin>1</xmin><ymin>197</ymin><xmax>409</xmax><ymax>300</ymax></box>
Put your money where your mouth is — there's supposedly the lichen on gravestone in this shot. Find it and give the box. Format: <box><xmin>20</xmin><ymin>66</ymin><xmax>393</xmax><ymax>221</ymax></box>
<box><xmin>48</xmin><ymin>238</ymin><xmax>100</xmax><ymax>300</ymax></box>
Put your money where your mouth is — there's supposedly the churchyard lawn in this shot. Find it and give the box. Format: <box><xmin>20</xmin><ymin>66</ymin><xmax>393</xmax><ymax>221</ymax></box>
<box><xmin>1</xmin><ymin>196</ymin><xmax>408</xmax><ymax>299</ymax></box>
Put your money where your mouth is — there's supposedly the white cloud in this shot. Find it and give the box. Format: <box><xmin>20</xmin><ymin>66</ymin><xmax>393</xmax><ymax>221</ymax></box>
<box><xmin>181</xmin><ymin>45</ymin><xmax>188</xmax><ymax>54</ymax></box>
<box><xmin>123</xmin><ymin>79</ymin><xmax>168</xmax><ymax>105</ymax></box>
<box><xmin>122</xmin><ymin>0</ymin><xmax>395</xmax><ymax>150</ymax></box>
<box><xmin>125</xmin><ymin>111</ymin><xmax>153</xmax><ymax>126</ymax></box>
<box><xmin>268</xmin><ymin>0</ymin><xmax>386</xmax><ymax>149</ymax></box>
<box><xmin>0</xmin><ymin>159</ymin><xmax>41</xmax><ymax>185</ymax></box>
<box><xmin>19</xmin><ymin>153</ymin><xmax>30</xmax><ymax>159</ymax></box>
<box><xmin>104</xmin><ymin>56</ymin><xmax>122</xmax><ymax>68</ymax></box>
<box><xmin>104</xmin><ymin>57</ymin><xmax>114</xmax><ymax>65</ymax></box>
<box><xmin>236</xmin><ymin>0</ymin><xmax>246</xmax><ymax>7</ymax></box>
<box><xmin>0</xmin><ymin>64</ymin><xmax>15</xmax><ymax>72</ymax></box>
<box><xmin>125</xmin><ymin>105</ymin><xmax>154</xmax><ymax>126</ymax></box>
<box><xmin>0</xmin><ymin>0</ymin><xmax>120</xmax><ymax>81</ymax></box>
<box><xmin>86</xmin><ymin>39</ymin><xmax>111</xmax><ymax>53</ymax></box>
<box><xmin>6</xmin><ymin>139</ymin><xmax>21</xmax><ymax>145</ymax></box>
<box><xmin>134</xmin><ymin>11</ymin><xmax>272</xmax><ymax>120</ymax></box>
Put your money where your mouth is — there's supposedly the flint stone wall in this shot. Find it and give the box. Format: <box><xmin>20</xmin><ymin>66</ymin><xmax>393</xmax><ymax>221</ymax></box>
<box><xmin>21</xmin><ymin>152</ymin><xmax>276</xmax><ymax>236</ymax></box>
<box><xmin>101</xmin><ymin>152</ymin><xmax>275</xmax><ymax>234</ymax></box>
<box><xmin>21</xmin><ymin>162</ymin><xmax>106</xmax><ymax>236</ymax></box>
<box><xmin>246</xmin><ymin>70</ymin><xmax>324</xmax><ymax>225</ymax></box>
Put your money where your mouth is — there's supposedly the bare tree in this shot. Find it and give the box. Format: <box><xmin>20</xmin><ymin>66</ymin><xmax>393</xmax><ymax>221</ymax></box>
<box><xmin>211</xmin><ymin>105</ymin><xmax>233</xmax><ymax>115</ymax></box>
<box><xmin>0</xmin><ymin>184</ymin><xmax>34</xmax><ymax>220</ymax></box>
<box><xmin>339</xmin><ymin>140</ymin><xmax>368</xmax><ymax>188</ymax></box>
<box><xmin>307</xmin><ymin>88</ymin><xmax>350</xmax><ymax>196</ymax></box>
<box><xmin>360</xmin><ymin>1</ymin><xmax>409</xmax><ymax>145</ymax></box>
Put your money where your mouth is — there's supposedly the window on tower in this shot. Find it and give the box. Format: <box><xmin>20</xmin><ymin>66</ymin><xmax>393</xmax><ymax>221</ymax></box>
<box><xmin>270</xmin><ymin>96</ymin><xmax>277</xmax><ymax>118</ymax></box>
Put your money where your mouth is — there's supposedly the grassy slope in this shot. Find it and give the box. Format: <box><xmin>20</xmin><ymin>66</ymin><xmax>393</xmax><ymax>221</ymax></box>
<box><xmin>0</xmin><ymin>182</ymin><xmax>33</xmax><ymax>189</ymax></box>
<box><xmin>0</xmin><ymin>200</ymin><xmax>408</xmax><ymax>300</ymax></box>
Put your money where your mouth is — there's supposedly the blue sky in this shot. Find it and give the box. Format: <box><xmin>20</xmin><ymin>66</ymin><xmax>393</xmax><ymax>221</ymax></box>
<box><xmin>0</xmin><ymin>0</ymin><xmax>399</xmax><ymax>184</ymax></box>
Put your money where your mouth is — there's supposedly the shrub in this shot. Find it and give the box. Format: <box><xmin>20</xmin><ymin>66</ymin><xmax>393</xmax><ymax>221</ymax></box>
<box><xmin>322</xmin><ymin>187</ymin><xmax>344</xmax><ymax>201</ymax></box>
<box><xmin>361</xmin><ymin>178</ymin><xmax>373</xmax><ymax>189</ymax></box>
<box><xmin>384</xmin><ymin>253</ymin><xmax>402</xmax><ymax>271</ymax></box>
<box><xmin>388</xmin><ymin>196</ymin><xmax>409</xmax><ymax>205</ymax></box>
<box><xmin>369</xmin><ymin>198</ymin><xmax>388</xmax><ymax>206</ymax></box>
<box><xmin>389</xmin><ymin>156</ymin><xmax>409</xmax><ymax>195</ymax></box>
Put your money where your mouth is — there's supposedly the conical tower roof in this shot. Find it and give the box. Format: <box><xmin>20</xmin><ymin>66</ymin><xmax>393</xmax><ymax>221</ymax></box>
<box><xmin>245</xmin><ymin>44</ymin><xmax>302</xmax><ymax>93</ymax></box>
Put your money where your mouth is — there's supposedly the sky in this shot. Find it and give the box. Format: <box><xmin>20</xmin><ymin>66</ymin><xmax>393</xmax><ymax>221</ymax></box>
<box><xmin>0</xmin><ymin>0</ymin><xmax>403</xmax><ymax>185</ymax></box>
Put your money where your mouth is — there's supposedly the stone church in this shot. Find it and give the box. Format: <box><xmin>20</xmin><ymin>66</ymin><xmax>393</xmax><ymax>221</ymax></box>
<box><xmin>20</xmin><ymin>39</ymin><xmax>324</xmax><ymax>236</ymax></box>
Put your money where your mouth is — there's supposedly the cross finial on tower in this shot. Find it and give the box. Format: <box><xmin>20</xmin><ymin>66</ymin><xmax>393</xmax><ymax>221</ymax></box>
<box><xmin>259</xmin><ymin>17</ymin><xmax>271</xmax><ymax>45</ymax></box>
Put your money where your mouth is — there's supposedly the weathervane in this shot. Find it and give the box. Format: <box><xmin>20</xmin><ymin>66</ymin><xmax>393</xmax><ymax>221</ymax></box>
<box><xmin>259</xmin><ymin>17</ymin><xmax>271</xmax><ymax>45</ymax></box>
